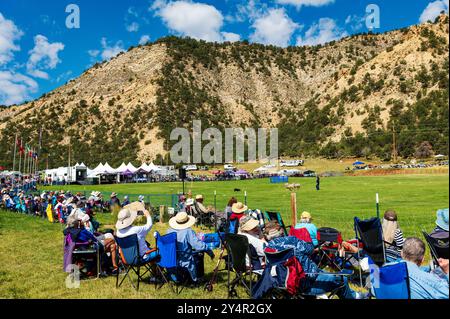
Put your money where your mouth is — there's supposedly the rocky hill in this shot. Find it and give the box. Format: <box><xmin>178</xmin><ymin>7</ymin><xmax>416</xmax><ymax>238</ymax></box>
<box><xmin>0</xmin><ymin>15</ymin><xmax>448</xmax><ymax>168</ymax></box>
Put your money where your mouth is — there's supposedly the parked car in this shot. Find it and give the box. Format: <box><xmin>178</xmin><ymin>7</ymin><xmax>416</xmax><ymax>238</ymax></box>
<box><xmin>303</xmin><ymin>170</ymin><xmax>316</xmax><ymax>177</ymax></box>
<box><xmin>182</xmin><ymin>165</ymin><xmax>198</xmax><ymax>171</ymax></box>
<box><xmin>224</xmin><ymin>164</ymin><xmax>235</xmax><ymax>170</ymax></box>
<box><xmin>280</xmin><ymin>160</ymin><xmax>304</xmax><ymax>167</ymax></box>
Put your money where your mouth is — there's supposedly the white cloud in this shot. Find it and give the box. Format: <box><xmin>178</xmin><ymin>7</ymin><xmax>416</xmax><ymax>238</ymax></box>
<box><xmin>221</xmin><ymin>32</ymin><xmax>241</xmax><ymax>42</ymax></box>
<box><xmin>250</xmin><ymin>8</ymin><xmax>299</xmax><ymax>47</ymax></box>
<box><xmin>345</xmin><ymin>14</ymin><xmax>365</xmax><ymax>31</ymax></box>
<box><xmin>419</xmin><ymin>0</ymin><xmax>449</xmax><ymax>23</ymax></box>
<box><xmin>100</xmin><ymin>38</ymin><xmax>125</xmax><ymax>60</ymax></box>
<box><xmin>296</xmin><ymin>17</ymin><xmax>347</xmax><ymax>46</ymax></box>
<box><xmin>154</xmin><ymin>1</ymin><xmax>224</xmax><ymax>42</ymax></box>
<box><xmin>26</xmin><ymin>35</ymin><xmax>64</xmax><ymax>79</ymax></box>
<box><xmin>139</xmin><ymin>35</ymin><xmax>151</xmax><ymax>45</ymax></box>
<box><xmin>0</xmin><ymin>70</ymin><xmax>38</xmax><ymax>105</ymax></box>
<box><xmin>0</xmin><ymin>12</ymin><xmax>24</xmax><ymax>66</ymax></box>
<box><xmin>276</xmin><ymin>0</ymin><xmax>335</xmax><ymax>9</ymax></box>
<box><xmin>126</xmin><ymin>22</ymin><xmax>140</xmax><ymax>32</ymax></box>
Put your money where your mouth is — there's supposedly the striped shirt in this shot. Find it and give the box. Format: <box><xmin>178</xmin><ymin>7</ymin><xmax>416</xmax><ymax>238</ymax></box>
<box><xmin>385</xmin><ymin>228</ymin><xmax>405</xmax><ymax>261</ymax></box>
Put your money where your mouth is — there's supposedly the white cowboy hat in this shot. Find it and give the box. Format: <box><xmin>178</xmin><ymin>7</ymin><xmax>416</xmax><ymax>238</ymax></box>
<box><xmin>232</xmin><ymin>202</ymin><xmax>248</xmax><ymax>214</ymax></box>
<box><xmin>116</xmin><ymin>208</ymin><xmax>138</xmax><ymax>230</ymax></box>
<box><xmin>195</xmin><ymin>194</ymin><xmax>203</xmax><ymax>200</ymax></box>
<box><xmin>169</xmin><ymin>212</ymin><xmax>196</xmax><ymax>230</ymax></box>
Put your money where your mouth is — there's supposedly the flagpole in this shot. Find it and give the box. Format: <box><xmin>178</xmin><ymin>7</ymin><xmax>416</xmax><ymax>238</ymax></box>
<box><xmin>18</xmin><ymin>139</ymin><xmax>22</xmax><ymax>177</ymax></box>
<box><xmin>12</xmin><ymin>133</ymin><xmax>17</xmax><ymax>186</ymax></box>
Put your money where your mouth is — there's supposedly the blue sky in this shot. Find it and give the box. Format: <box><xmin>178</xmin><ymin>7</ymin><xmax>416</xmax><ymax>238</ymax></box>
<box><xmin>0</xmin><ymin>0</ymin><xmax>448</xmax><ymax>106</ymax></box>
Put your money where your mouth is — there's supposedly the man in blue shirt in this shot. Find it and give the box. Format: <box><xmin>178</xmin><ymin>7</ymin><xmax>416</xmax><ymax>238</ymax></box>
<box><xmin>401</xmin><ymin>237</ymin><xmax>449</xmax><ymax>299</ymax></box>
<box><xmin>167</xmin><ymin>212</ymin><xmax>215</xmax><ymax>283</ymax></box>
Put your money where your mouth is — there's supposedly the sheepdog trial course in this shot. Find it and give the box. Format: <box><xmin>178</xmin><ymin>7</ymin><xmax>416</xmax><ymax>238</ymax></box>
<box><xmin>0</xmin><ymin>168</ymin><xmax>448</xmax><ymax>299</ymax></box>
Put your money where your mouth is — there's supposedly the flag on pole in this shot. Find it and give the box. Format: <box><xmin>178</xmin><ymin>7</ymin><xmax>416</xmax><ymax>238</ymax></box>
<box><xmin>19</xmin><ymin>139</ymin><xmax>24</xmax><ymax>155</ymax></box>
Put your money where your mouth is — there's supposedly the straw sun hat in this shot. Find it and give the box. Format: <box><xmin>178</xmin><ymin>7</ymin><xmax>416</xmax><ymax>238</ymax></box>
<box><xmin>169</xmin><ymin>212</ymin><xmax>196</xmax><ymax>230</ymax></box>
<box><xmin>115</xmin><ymin>202</ymin><xmax>146</xmax><ymax>230</ymax></box>
<box><xmin>239</xmin><ymin>216</ymin><xmax>259</xmax><ymax>232</ymax></box>
<box><xmin>231</xmin><ymin>202</ymin><xmax>248</xmax><ymax>214</ymax></box>
<box><xmin>116</xmin><ymin>208</ymin><xmax>138</xmax><ymax>230</ymax></box>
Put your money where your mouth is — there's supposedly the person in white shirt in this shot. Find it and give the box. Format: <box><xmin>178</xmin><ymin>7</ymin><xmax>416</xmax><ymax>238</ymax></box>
<box><xmin>115</xmin><ymin>203</ymin><xmax>158</xmax><ymax>262</ymax></box>
<box><xmin>238</xmin><ymin>215</ymin><xmax>267</xmax><ymax>268</ymax></box>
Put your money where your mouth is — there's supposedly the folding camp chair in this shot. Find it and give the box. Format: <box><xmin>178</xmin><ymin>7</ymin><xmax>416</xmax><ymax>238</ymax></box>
<box><xmin>115</xmin><ymin>234</ymin><xmax>160</xmax><ymax>291</ymax></box>
<box><xmin>252</xmin><ymin>248</ymin><xmax>304</xmax><ymax>299</ymax></box>
<box><xmin>354</xmin><ymin>217</ymin><xmax>386</xmax><ymax>266</ymax></box>
<box><xmin>422</xmin><ymin>230</ymin><xmax>449</xmax><ymax>266</ymax></box>
<box><xmin>154</xmin><ymin>231</ymin><xmax>182</xmax><ymax>293</ymax></box>
<box><xmin>289</xmin><ymin>227</ymin><xmax>312</xmax><ymax>243</ymax></box>
<box><xmin>224</xmin><ymin>233</ymin><xmax>262</xmax><ymax>298</ymax></box>
<box><xmin>315</xmin><ymin>227</ymin><xmax>360</xmax><ymax>271</ymax></box>
<box><xmin>368</xmin><ymin>258</ymin><xmax>410</xmax><ymax>299</ymax></box>
<box><xmin>264</xmin><ymin>211</ymin><xmax>289</xmax><ymax>236</ymax></box>
<box><xmin>71</xmin><ymin>241</ymin><xmax>101</xmax><ymax>279</ymax></box>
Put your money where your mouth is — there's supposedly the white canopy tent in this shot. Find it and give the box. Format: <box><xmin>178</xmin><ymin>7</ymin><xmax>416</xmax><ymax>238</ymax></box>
<box><xmin>92</xmin><ymin>163</ymin><xmax>104</xmax><ymax>173</ymax></box>
<box><xmin>102</xmin><ymin>162</ymin><xmax>116</xmax><ymax>174</ymax></box>
<box><xmin>126</xmin><ymin>162</ymin><xmax>138</xmax><ymax>173</ymax></box>
<box><xmin>147</xmin><ymin>162</ymin><xmax>162</xmax><ymax>172</ymax></box>
<box><xmin>114</xmin><ymin>162</ymin><xmax>128</xmax><ymax>174</ymax></box>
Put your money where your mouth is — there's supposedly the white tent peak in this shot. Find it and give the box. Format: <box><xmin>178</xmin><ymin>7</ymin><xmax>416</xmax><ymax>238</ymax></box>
<box><xmin>126</xmin><ymin>162</ymin><xmax>137</xmax><ymax>173</ymax></box>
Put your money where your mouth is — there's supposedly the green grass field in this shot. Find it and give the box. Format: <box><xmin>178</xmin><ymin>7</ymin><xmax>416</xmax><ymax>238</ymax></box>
<box><xmin>0</xmin><ymin>174</ymin><xmax>448</xmax><ymax>298</ymax></box>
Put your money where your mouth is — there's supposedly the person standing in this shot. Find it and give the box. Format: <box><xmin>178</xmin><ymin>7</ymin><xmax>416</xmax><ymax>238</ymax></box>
<box><xmin>316</xmin><ymin>175</ymin><xmax>320</xmax><ymax>191</ymax></box>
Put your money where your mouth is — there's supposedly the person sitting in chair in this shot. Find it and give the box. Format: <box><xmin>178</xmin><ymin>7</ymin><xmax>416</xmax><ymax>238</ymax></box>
<box><xmin>167</xmin><ymin>212</ymin><xmax>215</xmax><ymax>284</ymax></box>
<box><xmin>238</xmin><ymin>216</ymin><xmax>267</xmax><ymax>267</ymax></box>
<box><xmin>116</xmin><ymin>204</ymin><xmax>158</xmax><ymax>263</ymax></box>
<box><xmin>230</xmin><ymin>202</ymin><xmax>248</xmax><ymax>221</ymax></box>
<box><xmin>264</xmin><ymin>222</ymin><xmax>368</xmax><ymax>299</ymax></box>
<box><xmin>193</xmin><ymin>194</ymin><xmax>214</xmax><ymax>226</ymax></box>
<box><xmin>382</xmin><ymin>210</ymin><xmax>405</xmax><ymax>262</ymax></box>
<box><xmin>294</xmin><ymin>211</ymin><xmax>318</xmax><ymax>247</ymax></box>
<box><xmin>64</xmin><ymin>211</ymin><xmax>119</xmax><ymax>274</ymax></box>
<box><xmin>400</xmin><ymin>237</ymin><xmax>448</xmax><ymax>299</ymax></box>
<box><xmin>430</xmin><ymin>208</ymin><xmax>449</xmax><ymax>239</ymax></box>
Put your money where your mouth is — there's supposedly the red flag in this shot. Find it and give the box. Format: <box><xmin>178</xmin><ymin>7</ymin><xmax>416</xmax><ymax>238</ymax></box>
<box><xmin>19</xmin><ymin>140</ymin><xmax>24</xmax><ymax>155</ymax></box>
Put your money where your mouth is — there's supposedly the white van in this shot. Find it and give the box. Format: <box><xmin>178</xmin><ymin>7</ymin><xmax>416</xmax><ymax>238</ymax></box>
<box><xmin>280</xmin><ymin>160</ymin><xmax>304</xmax><ymax>167</ymax></box>
<box><xmin>182</xmin><ymin>165</ymin><xmax>198</xmax><ymax>171</ymax></box>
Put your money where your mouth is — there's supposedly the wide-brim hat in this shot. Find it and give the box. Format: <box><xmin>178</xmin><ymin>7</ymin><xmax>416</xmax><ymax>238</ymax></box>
<box><xmin>123</xmin><ymin>201</ymin><xmax>146</xmax><ymax>212</ymax></box>
<box><xmin>111</xmin><ymin>192</ymin><xmax>117</xmax><ymax>197</ymax></box>
<box><xmin>232</xmin><ymin>202</ymin><xmax>248</xmax><ymax>214</ymax></box>
<box><xmin>169</xmin><ymin>212</ymin><xmax>196</xmax><ymax>230</ymax></box>
<box><xmin>239</xmin><ymin>217</ymin><xmax>259</xmax><ymax>232</ymax></box>
<box><xmin>195</xmin><ymin>194</ymin><xmax>203</xmax><ymax>200</ymax></box>
<box><xmin>116</xmin><ymin>208</ymin><xmax>138</xmax><ymax>230</ymax></box>
<box><xmin>436</xmin><ymin>208</ymin><xmax>449</xmax><ymax>232</ymax></box>
<box><xmin>301</xmin><ymin>211</ymin><xmax>312</xmax><ymax>220</ymax></box>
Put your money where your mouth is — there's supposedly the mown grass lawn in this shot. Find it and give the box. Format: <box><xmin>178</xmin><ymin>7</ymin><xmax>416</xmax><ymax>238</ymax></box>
<box><xmin>1</xmin><ymin>174</ymin><xmax>448</xmax><ymax>298</ymax></box>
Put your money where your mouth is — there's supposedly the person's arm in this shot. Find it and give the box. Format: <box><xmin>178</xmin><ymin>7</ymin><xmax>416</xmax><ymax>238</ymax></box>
<box><xmin>135</xmin><ymin>210</ymin><xmax>153</xmax><ymax>236</ymax></box>
<box><xmin>437</xmin><ymin>258</ymin><xmax>449</xmax><ymax>280</ymax></box>
<box><xmin>395</xmin><ymin>229</ymin><xmax>405</xmax><ymax>248</ymax></box>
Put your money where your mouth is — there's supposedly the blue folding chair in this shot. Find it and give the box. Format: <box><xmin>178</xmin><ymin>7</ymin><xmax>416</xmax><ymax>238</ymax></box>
<box><xmin>369</xmin><ymin>258</ymin><xmax>410</xmax><ymax>299</ymax></box>
<box><xmin>154</xmin><ymin>231</ymin><xmax>178</xmax><ymax>293</ymax></box>
<box><xmin>115</xmin><ymin>234</ymin><xmax>160</xmax><ymax>291</ymax></box>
